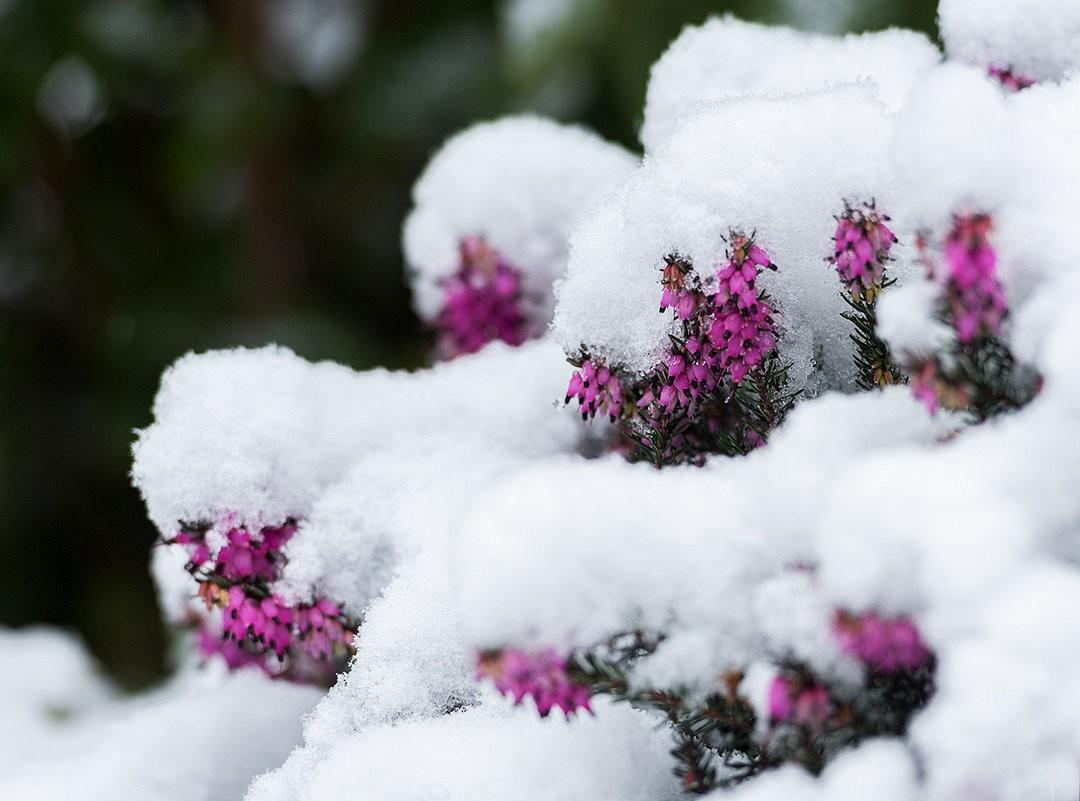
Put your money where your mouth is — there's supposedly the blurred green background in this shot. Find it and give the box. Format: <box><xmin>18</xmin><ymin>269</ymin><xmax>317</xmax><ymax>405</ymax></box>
<box><xmin>0</xmin><ymin>0</ymin><xmax>938</xmax><ymax>687</ymax></box>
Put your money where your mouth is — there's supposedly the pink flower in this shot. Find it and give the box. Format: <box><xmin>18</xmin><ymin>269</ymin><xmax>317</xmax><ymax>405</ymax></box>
<box><xmin>768</xmin><ymin>674</ymin><xmax>831</xmax><ymax>730</ymax></box>
<box><xmin>708</xmin><ymin>234</ymin><xmax>778</xmax><ymax>384</ymax></box>
<box><xmin>834</xmin><ymin>611</ymin><xmax>930</xmax><ymax>672</ymax></box>
<box><xmin>566</xmin><ymin>358</ymin><xmax>623</xmax><ymax>422</ymax></box>
<box><xmin>435</xmin><ymin>236</ymin><xmax>529</xmax><ymax>359</ymax></box>
<box><xmin>942</xmin><ymin>214</ymin><xmax>1007</xmax><ymax>344</ymax></box>
<box><xmin>476</xmin><ymin>648</ymin><xmax>592</xmax><ymax>718</ymax></box>
<box><xmin>658</xmin><ymin>255</ymin><xmax>701</xmax><ymax>322</ymax></box>
<box><xmin>988</xmin><ymin>65</ymin><xmax>1036</xmax><ymax>92</ymax></box>
<box><xmin>829</xmin><ymin>202</ymin><xmax>896</xmax><ymax>298</ymax></box>
<box><xmin>196</xmin><ymin>625</ymin><xmax>266</xmax><ymax>671</ymax></box>
<box><xmin>171</xmin><ymin>518</ymin><xmax>355</xmax><ymax>684</ymax></box>
<box><xmin>911</xmin><ymin>361</ymin><xmax>940</xmax><ymax>415</ymax></box>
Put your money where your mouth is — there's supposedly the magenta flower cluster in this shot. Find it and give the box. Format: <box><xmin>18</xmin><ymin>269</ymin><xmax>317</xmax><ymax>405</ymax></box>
<box><xmin>708</xmin><ymin>235</ymin><xmax>778</xmax><ymax>384</ymax></box>
<box><xmin>567</xmin><ymin>235</ymin><xmax>780</xmax><ymax>432</ymax></box>
<box><xmin>829</xmin><ymin>202</ymin><xmax>896</xmax><ymax>298</ymax></box>
<box><xmin>435</xmin><ymin>235</ymin><xmax>528</xmax><ymax>359</ymax></box>
<box><xmin>941</xmin><ymin>213</ymin><xmax>1007</xmax><ymax>344</ymax></box>
<box><xmin>566</xmin><ymin>359</ymin><xmax>623</xmax><ymax>422</ymax></box>
<box><xmin>988</xmin><ymin>65</ymin><xmax>1036</xmax><ymax>92</ymax></box>
<box><xmin>171</xmin><ymin>520</ymin><xmax>355</xmax><ymax>682</ymax></box>
<box><xmin>833</xmin><ymin>610</ymin><xmax>930</xmax><ymax>673</ymax></box>
<box><xmin>768</xmin><ymin>674</ymin><xmax>831</xmax><ymax>730</ymax></box>
<box><xmin>476</xmin><ymin>647</ymin><xmax>592</xmax><ymax>718</ymax></box>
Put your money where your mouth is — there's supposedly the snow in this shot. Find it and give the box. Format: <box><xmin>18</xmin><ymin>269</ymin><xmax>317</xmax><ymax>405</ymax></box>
<box><xmin>453</xmin><ymin>389</ymin><xmax>947</xmax><ymax>659</ymax></box>
<box><xmin>402</xmin><ymin>116</ymin><xmax>638</xmax><ymax>329</ymax></box>
<box><xmin>0</xmin><ymin>627</ymin><xmax>115</xmax><ymax>773</ymax></box>
<box><xmin>15</xmin><ymin>7</ymin><xmax>1080</xmax><ymax>800</ymax></box>
<box><xmin>133</xmin><ymin>338</ymin><xmax>578</xmax><ymax>601</ymax></box>
<box><xmin>939</xmin><ymin>0</ymin><xmax>1080</xmax><ymax>82</ymax></box>
<box><xmin>641</xmin><ymin>17</ymin><xmax>940</xmax><ymax>153</ymax></box>
<box><xmin>0</xmin><ymin>629</ymin><xmax>319</xmax><ymax>801</ymax></box>
<box><xmin>554</xmin><ymin>84</ymin><xmax>915</xmax><ymax>395</ymax></box>
<box><xmin>252</xmin><ymin>697</ymin><xmax>679</xmax><ymax>801</ymax></box>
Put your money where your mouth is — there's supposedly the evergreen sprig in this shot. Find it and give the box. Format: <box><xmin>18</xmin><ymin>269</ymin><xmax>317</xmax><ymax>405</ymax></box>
<box><xmin>840</xmin><ymin>277</ymin><xmax>904</xmax><ymax>390</ymax></box>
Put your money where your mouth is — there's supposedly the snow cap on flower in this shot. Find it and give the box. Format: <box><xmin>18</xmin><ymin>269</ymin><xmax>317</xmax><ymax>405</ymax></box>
<box><xmin>402</xmin><ymin>116</ymin><xmax>637</xmax><ymax>344</ymax></box>
<box><xmin>641</xmin><ymin>16</ymin><xmax>939</xmax><ymax>152</ymax></box>
<box><xmin>939</xmin><ymin>0</ymin><xmax>1080</xmax><ymax>83</ymax></box>
<box><xmin>555</xmin><ymin>84</ymin><xmax>900</xmax><ymax>397</ymax></box>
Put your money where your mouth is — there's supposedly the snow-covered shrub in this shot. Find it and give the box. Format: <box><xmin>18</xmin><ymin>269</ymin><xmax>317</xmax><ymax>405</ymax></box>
<box><xmin>84</xmin><ymin>4</ymin><xmax>1080</xmax><ymax>800</ymax></box>
<box><xmin>402</xmin><ymin>116</ymin><xmax>637</xmax><ymax>358</ymax></box>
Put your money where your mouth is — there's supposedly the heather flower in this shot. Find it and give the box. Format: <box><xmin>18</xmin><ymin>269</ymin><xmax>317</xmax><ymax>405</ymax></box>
<box><xmin>988</xmin><ymin>65</ymin><xmax>1036</xmax><ymax>92</ymax></box>
<box><xmin>708</xmin><ymin>234</ymin><xmax>778</xmax><ymax>384</ymax></box>
<box><xmin>659</xmin><ymin>254</ymin><xmax>700</xmax><ymax>320</ymax></box>
<box><xmin>829</xmin><ymin>202</ymin><xmax>896</xmax><ymax>300</ymax></box>
<box><xmin>768</xmin><ymin>674</ymin><xmax>831</xmax><ymax>730</ymax></box>
<box><xmin>911</xmin><ymin>361</ymin><xmax>941</xmax><ymax>415</ymax></box>
<box><xmin>834</xmin><ymin>611</ymin><xmax>930</xmax><ymax>672</ymax></box>
<box><xmin>196</xmin><ymin>624</ymin><xmax>265</xmax><ymax>671</ymax></box>
<box><xmin>167</xmin><ymin>519</ymin><xmax>355</xmax><ymax>683</ymax></box>
<box><xmin>942</xmin><ymin>213</ymin><xmax>1007</xmax><ymax>343</ymax></box>
<box><xmin>566</xmin><ymin>358</ymin><xmax>622</xmax><ymax>422</ymax></box>
<box><xmin>435</xmin><ymin>236</ymin><xmax>528</xmax><ymax>359</ymax></box>
<box><xmin>910</xmin><ymin>359</ymin><xmax>969</xmax><ymax>416</ymax></box>
<box><xmin>476</xmin><ymin>647</ymin><xmax>592</xmax><ymax>718</ymax></box>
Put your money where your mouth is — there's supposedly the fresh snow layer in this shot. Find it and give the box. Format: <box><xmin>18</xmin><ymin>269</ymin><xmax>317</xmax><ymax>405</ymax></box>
<box><xmin>402</xmin><ymin>116</ymin><xmax>638</xmax><ymax>327</ymax></box>
<box><xmin>0</xmin><ymin>627</ymin><xmax>115</xmax><ymax>773</ymax></box>
<box><xmin>939</xmin><ymin>0</ymin><xmax>1080</xmax><ymax>82</ymax></box>
<box><xmin>250</xmin><ymin>697</ymin><xmax>679</xmax><ymax>801</ymax></box>
<box><xmin>132</xmin><ymin>338</ymin><xmax>580</xmax><ymax>620</ymax></box>
<box><xmin>0</xmin><ymin>629</ymin><xmax>319</xmax><ymax>801</ymax></box>
<box><xmin>555</xmin><ymin>83</ymin><xmax>913</xmax><ymax>394</ymax></box>
<box><xmin>641</xmin><ymin>17</ymin><xmax>940</xmax><ymax>153</ymax></box>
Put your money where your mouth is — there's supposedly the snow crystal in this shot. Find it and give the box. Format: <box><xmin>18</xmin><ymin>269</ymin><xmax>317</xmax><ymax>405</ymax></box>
<box><xmin>554</xmin><ymin>84</ymin><xmax>915</xmax><ymax>395</ymax></box>
<box><xmin>641</xmin><ymin>17</ymin><xmax>940</xmax><ymax>152</ymax></box>
<box><xmin>939</xmin><ymin>0</ymin><xmax>1080</xmax><ymax>82</ymax></box>
<box><xmin>402</xmin><ymin>116</ymin><xmax>637</xmax><ymax>328</ymax></box>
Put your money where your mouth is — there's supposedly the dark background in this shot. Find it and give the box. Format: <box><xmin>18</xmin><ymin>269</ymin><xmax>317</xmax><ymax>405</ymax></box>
<box><xmin>0</xmin><ymin>0</ymin><xmax>938</xmax><ymax>688</ymax></box>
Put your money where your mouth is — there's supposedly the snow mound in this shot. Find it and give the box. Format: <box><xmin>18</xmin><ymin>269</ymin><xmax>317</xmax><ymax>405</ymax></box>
<box><xmin>402</xmin><ymin>116</ymin><xmax>638</xmax><ymax>327</ymax></box>
<box><xmin>939</xmin><ymin>0</ymin><xmax>1080</xmax><ymax>82</ymax></box>
<box><xmin>641</xmin><ymin>17</ymin><xmax>940</xmax><ymax>152</ymax></box>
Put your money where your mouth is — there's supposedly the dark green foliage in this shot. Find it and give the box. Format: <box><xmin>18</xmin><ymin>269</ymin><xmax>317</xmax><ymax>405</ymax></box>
<box><xmin>571</xmin><ymin>638</ymin><xmax>934</xmax><ymax>794</ymax></box>
<box><xmin>841</xmin><ymin>278</ymin><xmax>905</xmax><ymax>391</ymax></box>
<box><xmin>949</xmin><ymin>335</ymin><xmax>1042</xmax><ymax>422</ymax></box>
